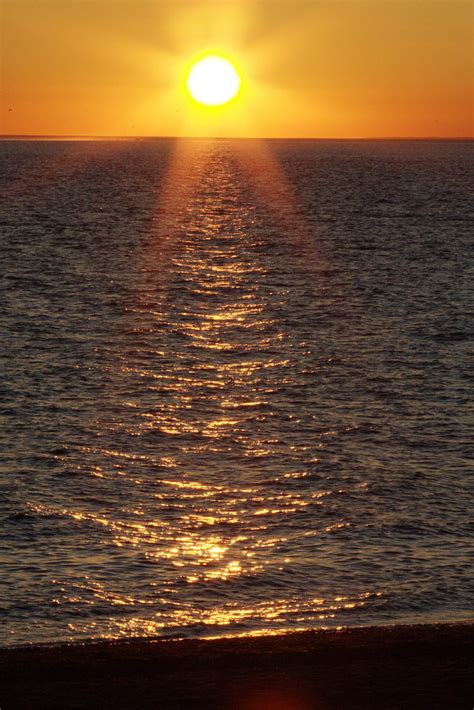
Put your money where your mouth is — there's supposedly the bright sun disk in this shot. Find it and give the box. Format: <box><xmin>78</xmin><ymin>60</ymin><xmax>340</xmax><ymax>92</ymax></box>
<box><xmin>186</xmin><ymin>55</ymin><xmax>241</xmax><ymax>107</ymax></box>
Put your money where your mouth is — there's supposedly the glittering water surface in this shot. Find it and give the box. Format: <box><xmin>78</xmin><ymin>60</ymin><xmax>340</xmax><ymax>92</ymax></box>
<box><xmin>1</xmin><ymin>139</ymin><xmax>473</xmax><ymax>646</ymax></box>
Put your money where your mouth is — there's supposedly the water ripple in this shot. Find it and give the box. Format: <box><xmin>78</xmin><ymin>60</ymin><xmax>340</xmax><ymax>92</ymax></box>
<box><xmin>1</xmin><ymin>138</ymin><xmax>473</xmax><ymax>645</ymax></box>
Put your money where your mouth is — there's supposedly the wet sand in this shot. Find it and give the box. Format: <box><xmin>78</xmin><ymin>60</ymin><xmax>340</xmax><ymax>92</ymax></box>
<box><xmin>1</xmin><ymin>623</ymin><xmax>472</xmax><ymax>709</ymax></box>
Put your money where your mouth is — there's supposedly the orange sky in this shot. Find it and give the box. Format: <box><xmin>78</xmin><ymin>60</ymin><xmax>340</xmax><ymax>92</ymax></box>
<box><xmin>1</xmin><ymin>0</ymin><xmax>472</xmax><ymax>138</ymax></box>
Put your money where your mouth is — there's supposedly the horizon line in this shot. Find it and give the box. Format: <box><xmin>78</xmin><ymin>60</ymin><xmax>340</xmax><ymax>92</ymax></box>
<box><xmin>1</xmin><ymin>134</ymin><xmax>473</xmax><ymax>142</ymax></box>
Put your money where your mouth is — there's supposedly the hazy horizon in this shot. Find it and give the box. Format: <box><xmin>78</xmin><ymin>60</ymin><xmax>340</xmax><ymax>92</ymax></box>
<box><xmin>1</xmin><ymin>134</ymin><xmax>473</xmax><ymax>141</ymax></box>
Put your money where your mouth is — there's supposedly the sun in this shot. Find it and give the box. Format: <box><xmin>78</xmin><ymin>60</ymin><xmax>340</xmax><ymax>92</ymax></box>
<box><xmin>186</xmin><ymin>55</ymin><xmax>241</xmax><ymax>107</ymax></box>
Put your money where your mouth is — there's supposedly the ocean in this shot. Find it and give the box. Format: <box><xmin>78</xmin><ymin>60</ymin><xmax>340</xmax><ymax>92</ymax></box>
<box><xmin>1</xmin><ymin>138</ymin><xmax>472</xmax><ymax>647</ymax></box>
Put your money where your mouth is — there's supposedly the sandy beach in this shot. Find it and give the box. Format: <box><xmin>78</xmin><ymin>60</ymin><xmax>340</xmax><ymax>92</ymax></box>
<box><xmin>1</xmin><ymin>623</ymin><xmax>472</xmax><ymax>709</ymax></box>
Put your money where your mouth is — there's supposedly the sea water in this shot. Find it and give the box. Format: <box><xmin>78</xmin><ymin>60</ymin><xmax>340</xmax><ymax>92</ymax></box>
<box><xmin>1</xmin><ymin>138</ymin><xmax>472</xmax><ymax>646</ymax></box>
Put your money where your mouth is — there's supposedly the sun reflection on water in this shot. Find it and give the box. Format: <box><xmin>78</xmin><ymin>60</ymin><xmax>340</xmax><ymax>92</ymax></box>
<box><xmin>36</xmin><ymin>138</ymin><xmax>374</xmax><ymax>644</ymax></box>
<box><xmin>60</xmin><ymin>589</ymin><xmax>382</xmax><ymax>642</ymax></box>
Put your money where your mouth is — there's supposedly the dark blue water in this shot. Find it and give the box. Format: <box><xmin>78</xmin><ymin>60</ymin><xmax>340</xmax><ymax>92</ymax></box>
<box><xmin>1</xmin><ymin>138</ymin><xmax>473</xmax><ymax>646</ymax></box>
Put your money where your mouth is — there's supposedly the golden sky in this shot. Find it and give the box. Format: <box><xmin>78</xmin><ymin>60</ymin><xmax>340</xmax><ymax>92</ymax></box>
<box><xmin>1</xmin><ymin>0</ymin><xmax>472</xmax><ymax>138</ymax></box>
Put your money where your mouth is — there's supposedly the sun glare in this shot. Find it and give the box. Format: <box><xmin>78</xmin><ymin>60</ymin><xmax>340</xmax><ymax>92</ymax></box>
<box><xmin>186</xmin><ymin>55</ymin><xmax>241</xmax><ymax>107</ymax></box>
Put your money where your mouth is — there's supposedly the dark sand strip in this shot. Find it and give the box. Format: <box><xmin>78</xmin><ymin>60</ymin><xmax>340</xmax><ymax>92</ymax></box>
<box><xmin>1</xmin><ymin>623</ymin><xmax>472</xmax><ymax>709</ymax></box>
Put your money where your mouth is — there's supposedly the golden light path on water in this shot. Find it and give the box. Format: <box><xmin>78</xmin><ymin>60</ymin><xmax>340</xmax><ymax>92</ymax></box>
<box><xmin>44</xmin><ymin>138</ymin><xmax>380</xmax><ymax>641</ymax></box>
<box><xmin>3</xmin><ymin>137</ymin><xmax>472</xmax><ymax>647</ymax></box>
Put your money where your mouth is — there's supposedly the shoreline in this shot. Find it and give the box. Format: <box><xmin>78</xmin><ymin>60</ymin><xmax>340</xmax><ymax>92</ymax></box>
<box><xmin>1</xmin><ymin>622</ymin><xmax>473</xmax><ymax>708</ymax></box>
